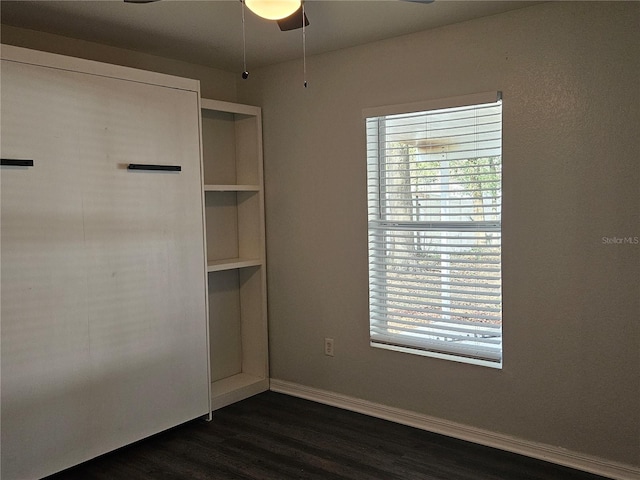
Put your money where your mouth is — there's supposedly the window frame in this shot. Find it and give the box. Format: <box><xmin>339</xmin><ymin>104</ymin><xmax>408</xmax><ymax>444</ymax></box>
<box><xmin>364</xmin><ymin>92</ymin><xmax>503</xmax><ymax>369</ymax></box>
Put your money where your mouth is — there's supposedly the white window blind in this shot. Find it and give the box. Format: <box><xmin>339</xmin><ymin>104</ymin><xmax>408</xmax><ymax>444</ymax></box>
<box><xmin>365</xmin><ymin>92</ymin><xmax>502</xmax><ymax>365</ymax></box>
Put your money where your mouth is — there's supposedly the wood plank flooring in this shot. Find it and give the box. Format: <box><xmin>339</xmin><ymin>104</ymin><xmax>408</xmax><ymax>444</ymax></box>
<box><xmin>46</xmin><ymin>391</ymin><xmax>611</xmax><ymax>480</ymax></box>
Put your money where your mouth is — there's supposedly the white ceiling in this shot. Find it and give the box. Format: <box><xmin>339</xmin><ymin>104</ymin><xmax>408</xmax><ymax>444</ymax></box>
<box><xmin>1</xmin><ymin>0</ymin><xmax>539</xmax><ymax>72</ymax></box>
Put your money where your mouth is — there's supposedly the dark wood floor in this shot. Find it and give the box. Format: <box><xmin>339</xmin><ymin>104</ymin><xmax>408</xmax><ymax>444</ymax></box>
<box><xmin>46</xmin><ymin>391</ymin><xmax>611</xmax><ymax>480</ymax></box>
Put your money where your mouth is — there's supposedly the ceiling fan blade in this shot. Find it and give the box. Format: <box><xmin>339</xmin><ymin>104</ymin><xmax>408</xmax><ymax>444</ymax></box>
<box><xmin>277</xmin><ymin>6</ymin><xmax>309</xmax><ymax>32</ymax></box>
<box><xmin>401</xmin><ymin>0</ymin><xmax>435</xmax><ymax>3</ymax></box>
<box><xmin>124</xmin><ymin>0</ymin><xmax>161</xmax><ymax>3</ymax></box>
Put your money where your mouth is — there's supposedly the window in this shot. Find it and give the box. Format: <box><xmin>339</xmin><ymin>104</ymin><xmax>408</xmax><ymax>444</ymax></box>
<box><xmin>364</xmin><ymin>92</ymin><xmax>502</xmax><ymax>367</ymax></box>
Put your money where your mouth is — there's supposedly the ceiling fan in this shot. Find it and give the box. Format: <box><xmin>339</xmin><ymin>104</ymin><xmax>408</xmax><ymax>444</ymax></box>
<box><xmin>123</xmin><ymin>0</ymin><xmax>435</xmax><ymax>83</ymax></box>
<box><xmin>124</xmin><ymin>0</ymin><xmax>434</xmax><ymax>32</ymax></box>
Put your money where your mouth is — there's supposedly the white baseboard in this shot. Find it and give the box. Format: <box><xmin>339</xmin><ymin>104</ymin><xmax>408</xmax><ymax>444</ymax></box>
<box><xmin>270</xmin><ymin>379</ymin><xmax>639</xmax><ymax>480</ymax></box>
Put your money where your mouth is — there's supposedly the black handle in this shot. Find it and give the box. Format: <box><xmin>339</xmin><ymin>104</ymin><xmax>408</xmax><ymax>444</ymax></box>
<box><xmin>1</xmin><ymin>159</ymin><xmax>34</xmax><ymax>167</ymax></box>
<box><xmin>128</xmin><ymin>164</ymin><xmax>181</xmax><ymax>172</ymax></box>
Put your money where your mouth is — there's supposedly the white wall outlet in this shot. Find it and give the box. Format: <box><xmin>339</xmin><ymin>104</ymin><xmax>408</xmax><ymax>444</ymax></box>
<box><xmin>324</xmin><ymin>337</ymin><xmax>334</xmax><ymax>357</ymax></box>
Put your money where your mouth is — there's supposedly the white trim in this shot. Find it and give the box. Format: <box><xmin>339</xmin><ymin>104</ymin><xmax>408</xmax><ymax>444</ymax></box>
<box><xmin>270</xmin><ymin>379</ymin><xmax>639</xmax><ymax>480</ymax></box>
<box><xmin>371</xmin><ymin>342</ymin><xmax>503</xmax><ymax>369</ymax></box>
<box><xmin>363</xmin><ymin>91</ymin><xmax>501</xmax><ymax>118</ymax></box>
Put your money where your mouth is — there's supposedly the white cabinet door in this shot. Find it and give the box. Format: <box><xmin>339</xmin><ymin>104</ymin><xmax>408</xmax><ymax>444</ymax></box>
<box><xmin>1</xmin><ymin>60</ymin><xmax>94</xmax><ymax>480</ymax></box>
<box><xmin>78</xmin><ymin>69</ymin><xmax>210</xmax><ymax>456</ymax></box>
<box><xmin>1</xmin><ymin>58</ymin><xmax>209</xmax><ymax>480</ymax></box>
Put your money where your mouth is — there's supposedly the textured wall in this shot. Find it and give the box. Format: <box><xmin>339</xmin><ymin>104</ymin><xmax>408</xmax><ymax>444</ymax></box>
<box><xmin>239</xmin><ymin>2</ymin><xmax>640</xmax><ymax>468</ymax></box>
<box><xmin>1</xmin><ymin>24</ymin><xmax>237</xmax><ymax>101</ymax></box>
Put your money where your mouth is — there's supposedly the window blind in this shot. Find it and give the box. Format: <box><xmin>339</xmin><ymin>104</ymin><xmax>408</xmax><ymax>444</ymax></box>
<box><xmin>365</xmin><ymin>93</ymin><xmax>502</xmax><ymax>364</ymax></box>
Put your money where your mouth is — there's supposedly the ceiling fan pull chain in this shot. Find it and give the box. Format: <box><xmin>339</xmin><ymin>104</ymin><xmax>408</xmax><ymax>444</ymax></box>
<box><xmin>241</xmin><ymin>0</ymin><xmax>249</xmax><ymax>79</ymax></box>
<box><xmin>302</xmin><ymin>0</ymin><xmax>307</xmax><ymax>88</ymax></box>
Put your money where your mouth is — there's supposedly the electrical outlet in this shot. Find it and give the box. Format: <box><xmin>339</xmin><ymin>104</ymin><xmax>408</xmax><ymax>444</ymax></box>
<box><xmin>324</xmin><ymin>337</ymin><xmax>334</xmax><ymax>357</ymax></box>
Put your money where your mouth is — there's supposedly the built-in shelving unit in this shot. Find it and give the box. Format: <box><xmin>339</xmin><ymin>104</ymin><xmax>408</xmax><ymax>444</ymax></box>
<box><xmin>200</xmin><ymin>98</ymin><xmax>269</xmax><ymax>410</ymax></box>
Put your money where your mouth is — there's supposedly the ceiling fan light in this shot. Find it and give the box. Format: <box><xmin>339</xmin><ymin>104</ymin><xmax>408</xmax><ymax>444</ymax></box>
<box><xmin>245</xmin><ymin>0</ymin><xmax>302</xmax><ymax>20</ymax></box>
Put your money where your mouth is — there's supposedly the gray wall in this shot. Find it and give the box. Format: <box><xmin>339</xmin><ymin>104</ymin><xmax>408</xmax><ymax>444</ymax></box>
<box><xmin>239</xmin><ymin>2</ymin><xmax>640</xmax><ymax>467</ymax></box>
<box><xmin>1</xmin><ymin>24</ymin><xmax>237</xmax><ymax>101</ymax></box>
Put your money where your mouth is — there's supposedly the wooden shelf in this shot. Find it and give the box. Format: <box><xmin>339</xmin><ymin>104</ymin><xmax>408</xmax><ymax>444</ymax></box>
<box><xmin>201</xmin><ymin>98</ymin><xmax>260</xmax><ymax>117</ymax></box>
<box><xmin>211</xmin><ymin>373</ymin><xmax>270</xmax><ymax>411</ymax></box>
<box><xmin>207</xmin><ymin>258</ymin><xmax>262</xmax><ymax>272</ymax></box>
<box><xmin>204</xmin><ymin>184</ymin><xmax>260</xmax><ymax>192</ymax></box>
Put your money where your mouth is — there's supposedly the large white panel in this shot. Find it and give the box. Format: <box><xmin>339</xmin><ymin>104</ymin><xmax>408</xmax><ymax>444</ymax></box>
<box><xmin>1</xmin><ymin>60</ymin><xmax>94</xmax><ymax>479</ymax></box>
<box><xmin>1</xmin><ymin>57</ymin><xmax>209</xmax><ymax>479</ymax></box>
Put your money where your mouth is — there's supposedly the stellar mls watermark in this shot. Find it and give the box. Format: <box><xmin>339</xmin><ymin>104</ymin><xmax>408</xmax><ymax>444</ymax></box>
<box><xmin>602</xmin><ymin>236</ymin><xmax>639</xmax><ymax>245</ymax></box>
